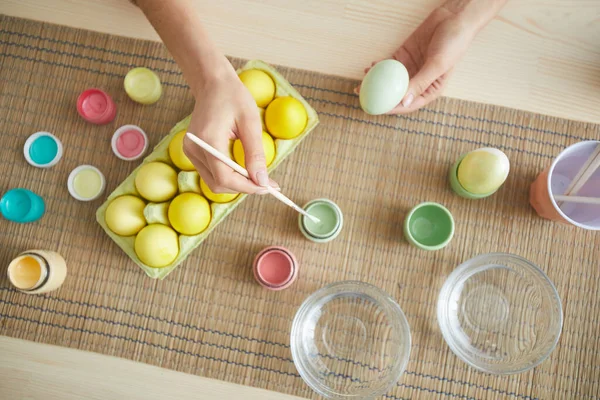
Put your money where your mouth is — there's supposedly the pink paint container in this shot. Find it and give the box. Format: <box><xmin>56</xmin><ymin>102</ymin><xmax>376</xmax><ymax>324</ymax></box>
<box><xmin>76</xmin><ymin>88</ymin><xmax>117</xmax><ymax>125</ymax></box>
<box><xmin>111</xmin><ymin>125</ymin><xmax>148</xmax><ymax>161</ymax></box>
<box><xmin>253</xmin><ymin>246</ymin><xmax>298</xmax><ymax>291</ymax></box>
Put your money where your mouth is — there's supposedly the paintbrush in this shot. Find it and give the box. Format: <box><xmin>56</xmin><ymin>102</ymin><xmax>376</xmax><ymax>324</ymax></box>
<box><xmin>185</xmin><ymin>133</ymin><xmax>320</xmax><ymax>224</ymax></box>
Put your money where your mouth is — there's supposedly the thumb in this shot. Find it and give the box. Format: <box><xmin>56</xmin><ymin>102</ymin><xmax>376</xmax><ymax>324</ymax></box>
<box><xmin>237</xmin><ymin>109</ymin><xmax>270</xmax><ymax>187</ymax></box>
<box><xmin>402</xmin><ymin>59</ymin><xmax>443</xmax><ymax>108</ymax></box>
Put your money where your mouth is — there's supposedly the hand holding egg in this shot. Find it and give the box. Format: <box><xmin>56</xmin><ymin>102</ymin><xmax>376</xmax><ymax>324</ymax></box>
<box><xmin>357</xmin><ymin>5</ymin><xmax>485</xmax><ymax>114</ymax></box>
<box><xmin>359</xmin><ymin>60</ymin><xmax>409</xmax><ymax>115</ymax></box>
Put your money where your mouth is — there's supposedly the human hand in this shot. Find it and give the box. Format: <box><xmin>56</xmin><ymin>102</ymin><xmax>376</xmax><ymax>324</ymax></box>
<box><xmin>358</xmin><ymin>0</ymin><xmax>507</xmax><ymax>114</ymax></box>
<box><xmin>134</xmin><ymin>0</ymin><xmax>277</xmax><ymax>195</ymax></box>
<box><xmin>183</xmin><ymin>60</ymin><xmax>278</xmax><ymax>195</ymax></box>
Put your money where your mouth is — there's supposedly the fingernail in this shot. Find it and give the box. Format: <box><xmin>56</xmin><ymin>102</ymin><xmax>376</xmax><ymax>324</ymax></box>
<box><xmin>256</xmin><ymin>188</ymin><xmax>269</xmax><ymax>195</ymax></box>
<box><xmin>269</xmin><ymin>181</ymin><xmax>281</xmax><ymax>190</ymax></box>
<box><xmin>402</xmin><ymin>93</ymin><xmax>414</xmax><ymax>107</ymax></box>
<box><xmin>256</xmin><ymin>170</ymin><xmax>269</xmax><ymax>187</ymax></box>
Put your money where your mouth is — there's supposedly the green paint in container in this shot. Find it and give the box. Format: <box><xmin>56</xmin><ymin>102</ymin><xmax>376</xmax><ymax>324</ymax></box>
<box><xmin>298</xmin><ymin>199</ymin><xmax>343</xmax><ymax>243</ymax></box>
<box><xmin>403</xmin><ymin>202</ymin><xmax>454</xmax><ymax>251</ymax></box>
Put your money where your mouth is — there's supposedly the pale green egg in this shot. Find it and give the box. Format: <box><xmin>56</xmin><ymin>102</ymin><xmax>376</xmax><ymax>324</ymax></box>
<box><xmin>457</xmin><ymin>148</ymin><xmax>510</xmax><ymax>194</ymax></box>
<box><xmin>359</xmin><ymin>60</ymin><xmax>409</xmax><ymax>115</ymax></box>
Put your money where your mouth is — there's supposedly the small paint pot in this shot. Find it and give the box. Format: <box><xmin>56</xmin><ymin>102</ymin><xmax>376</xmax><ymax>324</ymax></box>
<box><xmin>124</xmin><ymin>67</ymin><xmax>162</xmax><ymax>105</ymax></box>
<box><xmin>0</xmin><ymin>188</ymin><xmax>45</xmax><ymax>223</ymax></box>
<box><xmin>403</xmin><ymin>202</ymin><xmax>454</xmax><ymax>251</ymax></box>
<box><xmin>77</xmin><ymin>88</ymin><xmax>117</xmax><ymax>125</ymax></box>
<box><xmin>24</xmin><ymin>132</ymin><xmax>63</xmax><ymax>168</ymax></box>
<box><xmin>253</xmin><ymin>246</ymin><xmax>298</xmax><ymax>290</ymax></box>
<box><xmin>67</xmin><ymin>165</ymin><xmax>106</xmax><ymax>201</ymax></box>
<box><xmin>298</xmin><ymin>199</ymin><xmax>343</xmax><ymax>243</ymax></box>
<box><xmin>111</xmin><ymin>125</ymin><xmax>148</xmax><ymax>161</ymax></box>
<box><xmin>7</xmin><ymin>250</ymin><xmax>67</xmax><ymax>294</ymax></box>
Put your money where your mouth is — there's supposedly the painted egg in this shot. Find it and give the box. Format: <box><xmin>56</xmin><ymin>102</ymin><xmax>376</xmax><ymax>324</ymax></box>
<box><xmin>135</xmin><ymin>162</ymin><xmax>178</xmax><ymax>202</ymax></box>
<box><xmin>200</xmin><ymin>179</ymin><xmax>239</xmax><ymax>203</ymax></box>
<box><xmin>238</xmin><ymin>69</ymin><xmax>276</xmax><ymax>108</ymax></box>
<box><xmin>105</xmin><ymin>195</ymin><xmax>147</xmax><ymax>236</ymax></box>
<box><xmin>457</xmin><ymin>148</ymin><xmax>510</xmax><ymax>194</ymax></box>
<box><xmin>232</xmin><ymin>131</ymin><xmax>276</xmax><ymax>168</ymax></box>
<box><xmin>134</xmin><ymin>224</ymin><xmax>179</xmax><ymax>268</ymax></box>
<box><xmin>265</xmin><ymin>96</ymin><xmax>307</xmax><ymax>139</ymax></box>
<box><xmin>359</xmin><ymin>59</ymin><xmax>409</xmax><ymax>115</ymax></box>
<box><xmin>168</xmin><ymin>193</ymin><xmax>211</xmax><ymax>236</ymax></box>
<box><xmin>169</xmin><ymin>130</ymin><xmax>195</xmax><ymax>171</ymax></box>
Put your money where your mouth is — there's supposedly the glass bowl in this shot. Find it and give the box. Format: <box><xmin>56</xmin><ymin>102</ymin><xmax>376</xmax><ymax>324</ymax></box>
<box><xmin>437</xmin><ymin>253</ymin><xmax>563</xmax><ymax>374</ymax></box>
<box><xmin>291</xmin><ymin>281</ymin><xmax>411</xmax><ymax>399</ymax></box>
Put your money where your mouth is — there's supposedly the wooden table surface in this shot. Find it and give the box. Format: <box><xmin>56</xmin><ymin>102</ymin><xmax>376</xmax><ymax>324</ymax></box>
<box><xmin>0</xmin><ymin>336</ymin><xmax>305</xmax><ymax>400</ymax></box>
<box><xmin>2</xmin><ymin>0</ymin><xmax>600</xmax><ymax>124</ymax></box>
<box><xmin>0</xmin><ymin>1</ymin><xmax>599</xmax><ymax>399</ymax></box>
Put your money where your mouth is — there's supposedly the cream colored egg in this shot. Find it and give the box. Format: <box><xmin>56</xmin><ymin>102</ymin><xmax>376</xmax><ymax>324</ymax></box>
<box><xmin>359</xmin><ymin>60</ymin><xmax>409</xmax><ymax>115</ymax></box>
<box><xmin>457</xmin><ymin>148</ymin><xmax>510</xmax><ymax>194</ymax></box>
<box><xmin>105</xmin><ymin>195</ymin><xmax>146</xmax><ymax>236</ymax></box>
<box><xmin>135</xmin><ymin>162</ymin><xmax>178</xmax><ymax>202</ymax></box>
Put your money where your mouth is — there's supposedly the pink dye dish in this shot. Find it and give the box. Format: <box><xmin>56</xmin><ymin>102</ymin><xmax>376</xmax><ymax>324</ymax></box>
<box><xmin>111</xmin><ymin>125</ymin><xmax>148</xmax><ymax>161</ymax></box>
<box><xmin>253</xmin><ymin>246</ymin><xmax>298</xmax><ymax>291</ymax></box>
<box><xmin>76</xmin><ymin>88</ymin><xmax>117</xmax><ymax>125</ymax></box>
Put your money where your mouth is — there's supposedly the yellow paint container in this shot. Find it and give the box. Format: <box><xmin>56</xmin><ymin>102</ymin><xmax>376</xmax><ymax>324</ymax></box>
<box><xmin>68</xmin><ymin>165</ymin><xmax>106</xmax><ymax>201</ymax></box>
<box><xmin>7</xmin><ymin>250</ymin><xmax>67</xmax><ymax>294</ymax></box>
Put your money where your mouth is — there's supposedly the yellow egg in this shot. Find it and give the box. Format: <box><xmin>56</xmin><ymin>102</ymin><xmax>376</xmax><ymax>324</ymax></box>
<box><xmin>135</xmin><ymin>162</ymin><xmax>178</xmax><ymax>202</ymax></box>
<box><xmin>105</xmin><ymin>195</ymin><xmax>146</xmax><ymax>236</ymax></box>
<box><xmin>168</xmin><ymin>193</ymin><xmax>211</xmax><ymax>235</ymax></box>
<box><xmin>134</xmin><ymin>224</ymin><xmax>179</xmax><ymax>268</ymax></box>
<box><xmin>265</xmin><ymin>96</ymin><xmax>307</xmax><ymax>140</ymax></box>
<box><xmin>457</xmin><ymin>148</ymin><xmax>510</xmax><ymax>194</ymax></box>
<box><xmin>232</xmin><ymin>132</ymin><xmax>275</xmax><ymax>168</ymax></box>
<box><xmin>200</xmin><ymin>178</ymin><xmax>239</xmax><ymax>203</ymax></box>
<box><xmin>169</xmin><ymin>130</ymin><xmax>195</xmax><ymax>171</ymax></box>
<box><xmin>238</xmin><ymin>69</ymin><xmax>275</xmax><ymax>108</ymax></box>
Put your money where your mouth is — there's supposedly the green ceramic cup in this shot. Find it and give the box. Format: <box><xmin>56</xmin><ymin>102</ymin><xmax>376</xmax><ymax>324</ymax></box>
<box><xmin>403</xmin><ymin>202</ymin><xmax>454</xmax><ymax>251</ymax></box>
<box><xmin>449</xmin><ymin>154</ymin><xmax>501</xmax><ymax>199</ymax></box>
<box><xmin>298</xmin><ymin>199</ymin><xmax>343</xmax><ymax>243</ymax></box>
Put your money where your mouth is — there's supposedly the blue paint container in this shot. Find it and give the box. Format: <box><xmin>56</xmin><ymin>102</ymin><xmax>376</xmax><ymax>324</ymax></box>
<box><xmin>0</xmin><ymin>188</ymin><xmax>45</xmax><ymax>223</ymax></box>
<box><xmin>24</xmin><ymin>132</ymin><xmax>63</xmax><ymax>168</ymax></box>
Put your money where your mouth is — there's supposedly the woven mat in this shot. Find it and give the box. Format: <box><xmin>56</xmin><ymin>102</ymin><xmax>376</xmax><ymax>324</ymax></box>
<box><xmin>1</xmin><ymin>15</ymin><xmax>599</xmax><ymax>400</ymax></box>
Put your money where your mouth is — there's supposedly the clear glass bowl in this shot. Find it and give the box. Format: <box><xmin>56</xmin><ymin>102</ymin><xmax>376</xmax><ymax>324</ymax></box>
<box><xmin>291</xmin><ymin>281</ymin><xmax>411</xmax><ymax>399</ymax></box>
<box><xmin>437</xmin><ymin>253</ymin><xmax>563</xmax><ymax>374</ymax></box>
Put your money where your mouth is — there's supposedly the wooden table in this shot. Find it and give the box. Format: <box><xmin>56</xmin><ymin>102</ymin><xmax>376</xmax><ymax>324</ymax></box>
<box><xmin>0</xmin><ymin>336</ymin><xmax>305</xmax><ymax>400</ymax></box>
<box><xmin>2</xmin><ymin>0</ymin><xmax>600</xmax><ymax>124</ymax></box>
<box><xmin>1</xmin><ymin>1</ymin><xmax>599</xmax><ymax>398</ymax></box>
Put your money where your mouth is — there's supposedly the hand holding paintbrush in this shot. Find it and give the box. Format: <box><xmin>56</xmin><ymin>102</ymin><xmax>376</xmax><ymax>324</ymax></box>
<box><xmin>185</xmin><ymin>133</ymin><xmax>320</xmax><ymax>224</ymax></box>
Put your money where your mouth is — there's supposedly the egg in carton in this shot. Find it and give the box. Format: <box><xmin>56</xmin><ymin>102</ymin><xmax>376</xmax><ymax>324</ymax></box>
<box><xmin>96</xmin><ymin>60</ymin><xmax>319</xmax><ymax>280</ymax></box>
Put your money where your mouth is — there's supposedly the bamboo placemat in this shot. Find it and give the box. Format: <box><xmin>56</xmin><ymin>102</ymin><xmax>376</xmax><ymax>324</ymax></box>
<box><xmin>1</xmin><ymin>15</ymin><xmax>599</xmax><ymax>399</ymax></box>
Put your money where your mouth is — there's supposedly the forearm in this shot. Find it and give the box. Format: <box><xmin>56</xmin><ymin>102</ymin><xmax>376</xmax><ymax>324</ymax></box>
<box><xmin>442</xmin><ymin>0</ymin><xmax>508</xmax><ymax>33</ymax></box>
<box><xmin>133</xmin><ymin>0</ymin><xmax>229</xmax><ymax>96</ymax></box>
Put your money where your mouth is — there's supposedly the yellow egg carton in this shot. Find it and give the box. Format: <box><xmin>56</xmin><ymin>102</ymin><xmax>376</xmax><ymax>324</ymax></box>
<box><xmin>96</xmin><ymin>60</ymin><xmax>319</xmax><ymax>279</ymax></box>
